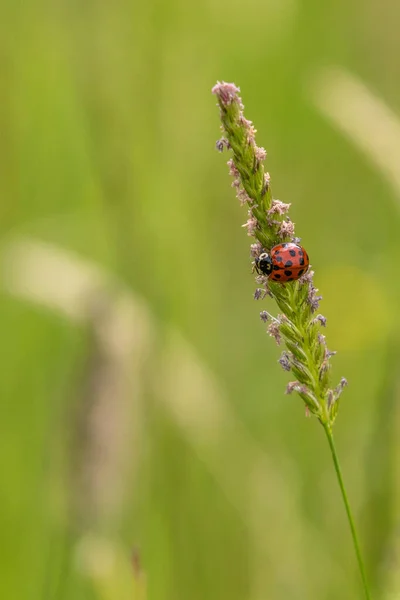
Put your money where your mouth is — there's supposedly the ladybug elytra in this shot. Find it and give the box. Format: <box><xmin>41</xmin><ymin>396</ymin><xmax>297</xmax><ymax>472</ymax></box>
<box><xmin>254</xmin><ymin>242</ymin><xmax>309</xmax><ymax>282</ymax></box>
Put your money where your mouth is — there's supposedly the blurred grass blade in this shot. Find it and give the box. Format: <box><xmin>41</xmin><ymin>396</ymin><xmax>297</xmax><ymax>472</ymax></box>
<box><xmin>363</xmin><ymin>339</ymin><xmax>400</xmax><ymax>595</ymax></box>
<box><xmin>310</xmin><ymin>67</ymin><xmax>400</xmax><ymax>205</ymax></box>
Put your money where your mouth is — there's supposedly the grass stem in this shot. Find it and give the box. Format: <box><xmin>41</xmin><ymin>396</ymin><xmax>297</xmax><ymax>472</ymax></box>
<box><xmin>323</xmin><ymin>423</ymin><xmax>372</xmax><ymax>600</ymax></box>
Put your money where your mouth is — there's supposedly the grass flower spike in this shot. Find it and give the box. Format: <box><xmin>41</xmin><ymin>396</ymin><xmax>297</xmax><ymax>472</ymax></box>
<box><xmin>212</xmin><ymin>81</ymin><xmax>371</xmax><ymax>600</ymax></box>
<box><xmin>212</xmin><ymin>80</ymin><xmax>344</xmax><ymax>426</ymax></box>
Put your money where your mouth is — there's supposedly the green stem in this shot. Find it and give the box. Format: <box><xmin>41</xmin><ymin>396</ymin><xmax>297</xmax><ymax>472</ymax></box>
<box><xmin>323</xmin><ymin>423</ymin><xmax>372</xmax><ymax>600</ymax></box>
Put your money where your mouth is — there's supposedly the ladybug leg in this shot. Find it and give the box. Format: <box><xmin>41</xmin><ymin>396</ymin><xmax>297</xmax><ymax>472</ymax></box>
<box><xmin>252</xmin><ymin>257</ymin><xmax>261</xmax><ymax>275</ymax></box>
<box><xmin>252</xmin><ymin>260</ymin><xmax>264</xmax><ymax>276</ymax></box>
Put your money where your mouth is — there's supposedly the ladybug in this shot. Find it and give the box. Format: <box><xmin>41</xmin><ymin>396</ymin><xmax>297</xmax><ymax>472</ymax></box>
<box><xmin>254</xmin><ymin>242</ymin><xmax>309</xmax><ymax>282</ymax></box>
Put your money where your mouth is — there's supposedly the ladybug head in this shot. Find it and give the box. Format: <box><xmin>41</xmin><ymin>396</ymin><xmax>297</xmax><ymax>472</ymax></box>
<box><xmin>255</xmin><ymin>252</ymin><xmax>273</xmax><ymax>276</ymax></box>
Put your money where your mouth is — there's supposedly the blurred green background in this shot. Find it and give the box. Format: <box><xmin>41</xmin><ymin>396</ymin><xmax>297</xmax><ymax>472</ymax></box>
<box><xmin>1</xmin><ymin>1</ymin><xmax>400</xmax><ymax>599</ymax></box>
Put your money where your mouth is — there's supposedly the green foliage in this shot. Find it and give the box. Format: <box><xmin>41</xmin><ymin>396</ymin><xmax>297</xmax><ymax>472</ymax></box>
<box><xmin>1</xmin><ymin>2</ymin><xmax>400</xmax><ymax>600</ymax></box>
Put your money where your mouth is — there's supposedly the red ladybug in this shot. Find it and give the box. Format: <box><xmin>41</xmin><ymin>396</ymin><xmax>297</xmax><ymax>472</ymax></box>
<box><xmin>254</xmin><ymin>243</ymin><xmax>309</xmax><ymax>282</ymax></box>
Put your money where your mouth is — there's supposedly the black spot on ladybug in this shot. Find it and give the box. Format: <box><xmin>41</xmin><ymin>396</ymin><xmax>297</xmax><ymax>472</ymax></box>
<box><xmin>298</xmin><ymin>268</ymin><xmax>304</xmax><ymax>277</ymax></box>
<box><xmin>284</xmin><ymin>270</ymin><xmax>292</xmax><ymax>276</ymax></box>
<box><xmin>277</xmin><ymin>256</ymin><xmax>284</xmax><ymax>263</ymax></box>
<box><xmin>299</xmin><ymin>258</ymin><xmax>304</xmax><ymax>265</ymax></box>
<box><xmin>289</xmin><ymin>249</ymin><xmax>296</xmax><ymax>257</ymax></box>
<box><xmin>273</xmin><ymin>264</ymin><xmax>280</xmax><ymax>271</ymax></box>
<box><xmin>285</xmin><ymin>260</ymin><xmax>293</xmax><ymax>267</ymax></box>
<box><xmin>274</xmin><ymin>274</ymin><xmax>281</xmax><ymax>279</ymax></box>
<box><xmin>287</xmin><ymin>277</ymin><xmax>294</xmax><ymax>281</ymax></box>
<box><xmin>298</xmin><ymin>250</ymin><xmax>303</xmax><ymax>257</ymax></box>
